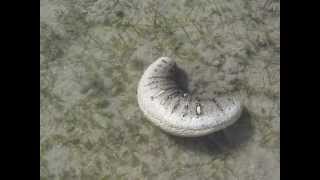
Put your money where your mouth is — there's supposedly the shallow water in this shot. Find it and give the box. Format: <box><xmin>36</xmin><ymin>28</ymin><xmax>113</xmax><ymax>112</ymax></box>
<box><xmin>40</xmin><ymin>0</ymin><xmax>280</xmax><ymax>179</ymax></box>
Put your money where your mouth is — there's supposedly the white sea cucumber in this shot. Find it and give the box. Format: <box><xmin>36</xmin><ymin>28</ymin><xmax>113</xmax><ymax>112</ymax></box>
<box><xmin>137</xmin><ymin>57</ymin><xmax>243</xmax><ymax>137</ymax></box>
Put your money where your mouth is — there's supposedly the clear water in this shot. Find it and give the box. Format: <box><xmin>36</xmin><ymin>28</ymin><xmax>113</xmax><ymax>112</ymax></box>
<box><xmin>40</xmin><ymin>0</ymin><xmax>280</xmax><ymax>179</ymax></box>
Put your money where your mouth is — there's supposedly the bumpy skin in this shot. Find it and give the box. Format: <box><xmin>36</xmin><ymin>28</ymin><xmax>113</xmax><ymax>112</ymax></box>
<box><xmin>137</xmin><ymin>57</ymin><xmax>243</xmax><ymax>137</ymax></box>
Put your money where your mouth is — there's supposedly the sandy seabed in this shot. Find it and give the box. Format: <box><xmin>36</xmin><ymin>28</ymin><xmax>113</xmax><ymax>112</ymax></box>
<box><xmin>41</xmin><ymin>0</ymin><xmax>280</xmax><ymax>179</ymax></box>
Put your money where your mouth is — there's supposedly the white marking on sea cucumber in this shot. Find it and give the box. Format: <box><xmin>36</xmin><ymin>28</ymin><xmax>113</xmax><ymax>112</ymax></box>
<box><xmin>137</xmin><ymin>57</ymin><xmax>243</xmax><ymax>137</ymax></box>
<box><xmin>196</xmin><ymin>103</ymin><xmax>202</xmax><ymax>115</ymax></box>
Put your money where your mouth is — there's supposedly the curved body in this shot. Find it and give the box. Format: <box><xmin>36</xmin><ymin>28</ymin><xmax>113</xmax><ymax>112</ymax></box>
<box><xmin>137</xmin><ymin>57</ymin><xmax>243</xmax><ymax>137</ymax></box>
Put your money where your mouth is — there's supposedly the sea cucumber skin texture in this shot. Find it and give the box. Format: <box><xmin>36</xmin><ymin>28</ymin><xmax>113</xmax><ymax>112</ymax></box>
<box><xmin>137</xmin><ymin>57</ymin><xmax>243</xmax><ymax>137</ymax></box>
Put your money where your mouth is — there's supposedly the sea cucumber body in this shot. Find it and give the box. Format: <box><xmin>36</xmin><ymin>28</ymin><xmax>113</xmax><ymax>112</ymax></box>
<box><xmin>137</xmin><ymin>57</ymin><xmax>243</xmax><ymax>137</ymax></box>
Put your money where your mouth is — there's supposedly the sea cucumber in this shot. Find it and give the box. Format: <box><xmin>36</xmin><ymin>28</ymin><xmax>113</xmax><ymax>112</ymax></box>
<box><xmin>137</xmin><ymin>57</ymin><xmax>243</xmax><ymax>137</ymax></box>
